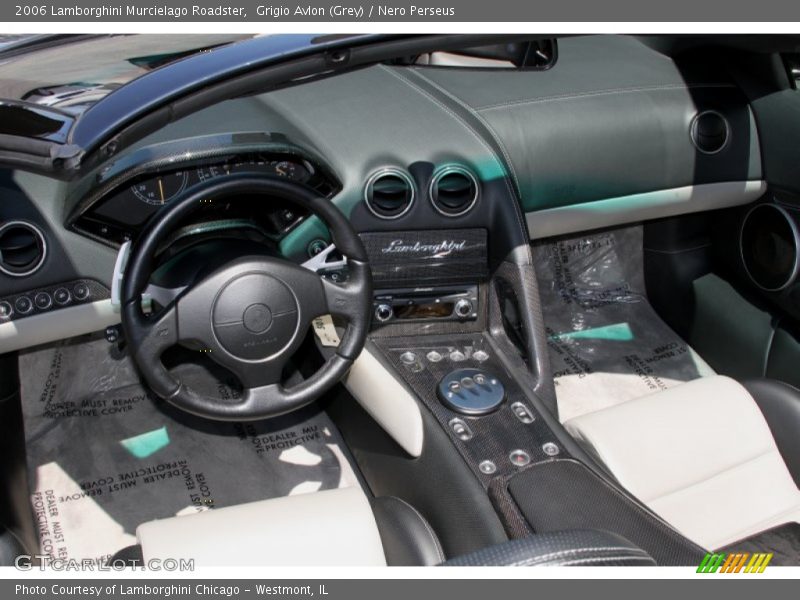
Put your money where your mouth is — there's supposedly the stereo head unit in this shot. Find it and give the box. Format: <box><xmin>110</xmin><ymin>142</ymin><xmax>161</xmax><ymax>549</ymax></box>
<box><xmin>372</xmin><ymin>285</ymin><xmax>479</xmax><ymax>324</ymax></box>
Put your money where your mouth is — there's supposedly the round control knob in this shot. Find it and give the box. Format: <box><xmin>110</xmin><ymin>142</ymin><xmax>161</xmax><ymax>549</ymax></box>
<box><xmin>374</xmin><ymin>303</ymin><xmax>393</xmax><ymax>323</ymax></box>
<box><xmin>15</xmin><ymin>296</ymin><xmax>33</xmax><ymax>314</ymax></box>
<box><xmin>34</xmin><ymin>292</ymin><xmax>52</xmax><ymax>310</ymax></box>
<box><xmin>454</xmin><ymin>298</ymin><xmax>474</xmax><ymax>319</ymax></box>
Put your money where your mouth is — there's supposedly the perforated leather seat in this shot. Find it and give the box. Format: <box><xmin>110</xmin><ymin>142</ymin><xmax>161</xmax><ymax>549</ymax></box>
<box><xmin>564</xmin><ymin>375</ymin><xmax>800</xmax><ymax>552</ymax></box>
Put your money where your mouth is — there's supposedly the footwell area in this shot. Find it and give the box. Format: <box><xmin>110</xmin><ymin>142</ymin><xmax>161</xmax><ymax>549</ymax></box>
<box><xmin>533</xmin><ymin>226</ymin><xmax>715</xmax><ymax>423</ymax></box>
<box><xmin>20</xmin><ymin>336</ymin><xmax>358</xmax><ymax>562</ymax></box>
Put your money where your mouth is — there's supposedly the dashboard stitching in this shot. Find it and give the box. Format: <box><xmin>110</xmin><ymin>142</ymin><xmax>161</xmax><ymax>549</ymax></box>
<box><xmin>378</xmin><ymin>66</ymin><xmax>529</xmax><ymax>258</ymax></box>
<box><xmin>472</xmin><ymin>83</ymin><xmax>738</xmax><ymax>112</ymax></box>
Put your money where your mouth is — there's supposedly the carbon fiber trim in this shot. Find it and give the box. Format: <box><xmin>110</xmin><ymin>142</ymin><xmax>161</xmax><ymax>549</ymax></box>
<box><xmin>360</xmin><ymin>228</ymin><xmax>488</xmax><ymax>286</ymax></box>
<box><xmin>372</xmin><ymin>332</ymin><xmax>570</xmax><ymax>486</ymax></box>
<box><xmin>507</xmin><ymin>459</ymin><xmax>706</xmax><ymax>566</ymax></box>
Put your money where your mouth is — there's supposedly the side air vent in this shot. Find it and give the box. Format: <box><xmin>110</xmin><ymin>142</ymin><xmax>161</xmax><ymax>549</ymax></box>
<box><xmin>0</xmin><ymin>221</ymin><xmax>47</xmax><ymax>277</ymax></box>
<box><xmin>364</xmin><ymin>169</ymin><xmax>415</xmax><ymax>219</ymax></box>
<box><xmin>430</xmin><ymin>166</ymin><xmax>479</xmax><ymax>217</ymax></box>
<box><xmin>691</xmin><ymin>110</ymin><xmax>730</xmax><ymax>154</ymax></box>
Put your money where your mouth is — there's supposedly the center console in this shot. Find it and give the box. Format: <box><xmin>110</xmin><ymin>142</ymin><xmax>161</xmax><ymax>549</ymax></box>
<box><xmin>326</xmin><ymin>221</ymin><xmax>707</xmax><ymax>565</ymax></box>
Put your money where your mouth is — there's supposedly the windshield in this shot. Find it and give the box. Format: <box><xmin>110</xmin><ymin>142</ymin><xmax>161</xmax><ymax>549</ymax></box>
<box><xmin>0</xmin><ymin>34</ymin><xmax>253</xmax><ymax>111</ymax></box>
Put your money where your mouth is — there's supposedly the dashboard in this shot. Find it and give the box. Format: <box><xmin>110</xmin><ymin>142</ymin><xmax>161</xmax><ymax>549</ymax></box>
<box><xmin>68</xmin><ymin>133</ymin><xmax>339</xmax><ymax>248</ymax></box>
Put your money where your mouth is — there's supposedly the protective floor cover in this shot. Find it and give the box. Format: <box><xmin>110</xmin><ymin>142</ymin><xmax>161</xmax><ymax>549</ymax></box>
<box><xmin>532</xmin><ymin>226</ymin><xmax>715</xmax><ymax>423</ymax></box>
<box><xmin>20</xmin><ymin>336</ymin><xmax>359</xmax><ymax>563</ymax></box>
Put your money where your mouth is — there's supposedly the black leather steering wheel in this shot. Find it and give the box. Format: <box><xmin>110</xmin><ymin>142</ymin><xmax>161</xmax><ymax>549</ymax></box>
<box><xmin>121</xmin><ymin>175</ymin><xmax>372</xmax><ymax>421</ymax></box>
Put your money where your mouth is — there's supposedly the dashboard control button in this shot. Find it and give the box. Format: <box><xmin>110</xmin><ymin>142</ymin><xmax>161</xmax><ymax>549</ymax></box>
<box><xmin>426</xmin><ymin>350</ymin><xmax>443</xmax><ymax>363</ymax></box>
<box><xmin>454</xmin><ymin>298</ymin><xmax>474</xmax><ymax>319</ymax></box>
<box><xmin>449</xmin><ymin>350</ymin><xmax>466</xmax><ymax>362</ymax></box>
<box><xmin>73</xmin><ymin>283</ymin><xmax>90</xmax><ymax>301</ymax></box>
<box><xmin>54</xmin><ymin>288</ymin><xmax>71</xmax><ymax>305</ymax></box>
<box><xmin>448</xmin><ymin>418</ymin><xmax>473</xmax><ymax>441</ymax></box>
<box><xmin>509</xmin><ymin>449</ymin><xmax>531</xmax><ymax>467</ymax></box>
<box><xmin>479</xmin><ymin>460</ymin><xmax>497</xmax><ymax>475</ymax></box>
<box><xmin>510</xmin><ymin>402</ymin><xmax>535</xmax><ymax>424</ymax></box>
<box><xmin>473</xmin><ymin>373</ymin><xmax>487</xmax><ymax>386</ymax></box>
<box><xmin>34</xmin><ymin>292</ymin><xmax>52</xmax><ymax>310</ymax></box>
<box><xmin>448</xmin><ymin>381</ymin><xmax>462</xmax><ymax>393</ymax></box>
<box><xmin>0</xmin><ymin>301</ymin><xmax>12</xmax><ymax>319</ymax></box>
<box><xmin>399</xmin><ymin>352</ymin><xmax>417</xmax><ymax>365</ymax></box>
<box><xmin>473</xmin><ymin>350</ymin><xmax>489</xmax><ymax>362</ymax></box>
<box><xmin>374</xmin><ymin>303</ymin><xmax>393</xmax><ymax>323</ymax></box>
<box><xmin>542</xmin><ymin>442</ymin><xmax>560</xmax><ymax>457</ymax></box>
<box><xmin>460</xmin><ymin>376</ymin><xmax>475</xmax><ymax>389</ymax></box>
<box><xmin>15</xmin><ymin>296</ymin><xmax>33</xmax><ymax>314</ymax></box>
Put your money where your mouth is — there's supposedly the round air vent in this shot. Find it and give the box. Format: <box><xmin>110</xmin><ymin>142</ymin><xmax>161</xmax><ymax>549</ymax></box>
<box><xmin>0</xmin><ymin>221</ymin><xmax>47</xmax><ymax>277</ymax></box>
<box><xmin>429</xmin><ymin>166</ymin><xmax>479</xmax><ymax>217</ymax></box>
<box><xmin>740</xmin><ymin>204</ymin><xmax>800</xmax><ymax>292</ymax></box>
<box><xmin>364</xmin><ymin>169</ymin><xmax>415</xmax><ymax>219</ymax></box>
<box><xmin>691</xmin><ymin>110</ymin><xmax>730</xmax><ymax>154</ymax></box>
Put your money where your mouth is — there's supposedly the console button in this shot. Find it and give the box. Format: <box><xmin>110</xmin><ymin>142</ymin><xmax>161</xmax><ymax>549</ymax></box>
<box><xmin>473</xmin><ymin>350</ymin><xmax>489</xmax><ymax>362</ymax></box>
<box><xmin>15</xmin><ymin>296</ymin><xmax>33</xmax><ymax>314</ymax></box>
<box><xmin>448</xmin><ymin>418</ymin><xmax>473</xmax><ymax>441</ymax></box>
<box><xmin>479</xmin><ymin>460</ymin><xmax>497</xmax><ymax>475</ymax></box>
<box><xmin>510</xmin><ymin>402</ymin><xmax>535</xmax><ymax>424</ymax></box>
<box><xmin>399</xmin><ymin>352</ymin><xmax>417</xmax><ymax>365</ymax></box>
<box><xmin>474</xmin><ymin>373</ymin><xmax>487</xmax><ymax>386</ymax></box>
<box><xmin>449</xmin><ymin>350</ymin><xmax>466</xmax><ymax>362</ymax></box>
<box><xmin>509</xmin><ymin>449</ymin><xmax>531</xmax><ymax>467</ymax></box>
<box><xmin>426</xmin><ymin>350</ymin><xmax>443</xmax><ymax>363</ymax></box>
<box><xmin>0</xmin><ymin>301</ymin><xmax>12</xmax><ymax>319</ymax></box>
<box><xmin>542</xmin><ymin>442</ymin><xmax>560</xmax><ymax>457</ymax></box>
<box><xmin>374</xmin><ymin>304</ymin><xmax>393</xmax><ymax>323</ymax></box>
<box><xmin>73</xmin><ymin>283</ymin><xmax>90</xmax><ymax>301</ymax></box>
<box><xmin>34</xmin><ymin>292</ymin><xmax>52</xmax><ymax>310</ymax></box>
<box><xmin>54</xmin><ymin>288</ymin><xmax>71</xmax><ymax>305</ymax></box>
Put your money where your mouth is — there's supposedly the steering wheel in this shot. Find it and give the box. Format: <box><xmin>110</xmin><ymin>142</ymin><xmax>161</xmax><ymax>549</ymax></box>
<box><xmin>120</xmin><ymin>175</ymin><xmax>372</xmax><ymax>421</ymax></box>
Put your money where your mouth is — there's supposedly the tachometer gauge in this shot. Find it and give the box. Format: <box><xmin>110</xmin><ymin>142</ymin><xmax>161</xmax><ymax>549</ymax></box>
<box><xmin>131</xmin><ymin>171</ymin><xmax>188</xmax><ymax>205</ymax></box>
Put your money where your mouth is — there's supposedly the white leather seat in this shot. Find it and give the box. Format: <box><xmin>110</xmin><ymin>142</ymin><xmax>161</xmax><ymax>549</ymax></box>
<box><xmin>564</xmin><ymin>375</ymin><xmax>800</xmax><ymax>550</ymax></box>
<box><xmin>136</xmin><ymin>487</ymin><xmax>388</xmax><ymax>566</ymax></box>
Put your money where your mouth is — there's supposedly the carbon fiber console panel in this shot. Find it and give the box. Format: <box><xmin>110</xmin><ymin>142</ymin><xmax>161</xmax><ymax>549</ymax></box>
<box><xmin>360</xmin><ymin>228</ymin><xmax>488</xmax><ymax>286</ymax></box>
<box><xmin>507</xmin><ymin>459</ymin><xmax>706</xmax><ymax>565</ymax></box>
<box><xmin>372</xmin><ymin>333</ymin><xmax>569</xmax><ymax>486</ymax></box>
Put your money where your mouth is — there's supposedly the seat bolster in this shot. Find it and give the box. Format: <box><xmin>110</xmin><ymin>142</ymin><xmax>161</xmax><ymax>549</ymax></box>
<box><xmin>371</xmin><ymin>497</ymin><xmax>445</xmax><ymax>566</ymax></box>
<box><xmin>563</xmin><ymin>376</ymin><xmax>800</xmax><ymax>550</ymax></box>
<box><xmin>742</xmin><ymin>378</ymin><xmax>800</xmax><ymax>488</ymax></box>
<box><xmin>136</xmin><ymin>487</ymin><xmax>387</xmax><ymax>567</ymax></box>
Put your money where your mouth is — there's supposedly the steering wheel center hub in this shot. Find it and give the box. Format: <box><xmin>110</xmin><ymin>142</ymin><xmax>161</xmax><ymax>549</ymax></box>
<box><xmin>212</xmin><ymin>273</ymin><xmax>299</xmax><ymax>360</ymax></box>
<box><xmin>243</xmin><ymin>303</ymin><xmax>273</xmax><ymax>333</ymax></box>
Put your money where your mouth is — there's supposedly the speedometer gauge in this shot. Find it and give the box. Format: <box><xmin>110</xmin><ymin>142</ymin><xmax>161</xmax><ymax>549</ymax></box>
<box><xmin>131</xmin><ymin>171</ymin><xmax>188</xmax><ymax>205</ymax></box>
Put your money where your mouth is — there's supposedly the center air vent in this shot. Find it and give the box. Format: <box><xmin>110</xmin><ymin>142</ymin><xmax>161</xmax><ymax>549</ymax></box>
<box><xmin>364</xmin><ymin>169</ymin><xmax>415</xmax><ymax>219</ymax></box>
<box><xmin>430</xmin><ymin>166</ymin><xmax>479</xmax><ymax>217</ymax></box>
<box><xmin>0</xmin><ymin>221</ymin><xmax>47</xmax><ymax>277</ymax></box>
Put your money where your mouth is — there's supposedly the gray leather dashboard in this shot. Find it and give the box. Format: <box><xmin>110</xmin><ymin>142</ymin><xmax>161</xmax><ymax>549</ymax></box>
<box><xmin>0</xmin><ymin>35</ymin><xmax>766</xmax><ymax>351</ymax></box>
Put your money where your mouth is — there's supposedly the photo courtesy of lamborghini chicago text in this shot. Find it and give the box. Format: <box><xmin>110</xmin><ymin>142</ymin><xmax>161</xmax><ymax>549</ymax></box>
<box><xmin>0</xmin><ymin>0</ymin><xmax>798</xmax><ymax>597</ymax></box>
